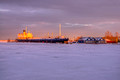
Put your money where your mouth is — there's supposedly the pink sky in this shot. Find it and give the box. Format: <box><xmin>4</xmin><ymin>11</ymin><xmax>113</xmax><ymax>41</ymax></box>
<box><xmin>0</xmin><ymin>0</ymin><xmax>120</xmax><ymax>39</ymax></box>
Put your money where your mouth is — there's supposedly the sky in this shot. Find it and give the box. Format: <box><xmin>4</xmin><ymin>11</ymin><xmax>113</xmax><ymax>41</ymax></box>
<box><xmin>0</xmin><ymin>0</ymin><xmax>120</xmax><ymax>40</ymax></box>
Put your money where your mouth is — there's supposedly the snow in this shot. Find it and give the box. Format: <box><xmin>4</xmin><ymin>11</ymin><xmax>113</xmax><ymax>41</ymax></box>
<box><xmin>0</xmin><ymin>43</ymin><xmax>120</xmax><ymax>80</ymax></box>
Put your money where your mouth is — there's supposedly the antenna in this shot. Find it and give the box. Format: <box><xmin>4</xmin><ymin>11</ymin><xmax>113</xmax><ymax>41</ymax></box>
<box><xmin>59</xmin><ymin>24</ymin><xmax>61</xmax><ymax>37</ymax></box>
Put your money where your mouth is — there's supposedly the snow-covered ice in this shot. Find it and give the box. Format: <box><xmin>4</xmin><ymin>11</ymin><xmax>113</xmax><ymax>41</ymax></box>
<box><xmin>0</xmin><ymin>43</ymin><xmax>120</xmax><ymax>80</ymax></box>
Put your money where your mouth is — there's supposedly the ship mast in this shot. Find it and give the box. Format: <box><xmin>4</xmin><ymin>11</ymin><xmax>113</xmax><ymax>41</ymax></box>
<box><xmin>26</xmin><ymin>26</ymin><xmax>27</xmax><ymax>33</ymax></box>
<box><xmin>59</xmin><ymin>24</ymin><xmax>61</xmax><ymax>37</ymax></box>
<box><xmin>48</xmin><ymin>32</ymin><xmax>49</xmax><ymax>38</ymax></box>
<box><xmin>52</xmin><ymin>32</ymin><xmax>53</xmax><ymax>38</ymax></box>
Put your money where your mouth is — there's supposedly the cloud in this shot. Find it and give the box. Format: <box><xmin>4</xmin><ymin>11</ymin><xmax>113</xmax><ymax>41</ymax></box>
<box><xmin>0</xmin><ymin>8</ymin><xmax>10</xmax><ymax>12</ymax></box>
<box><xmin>0</xmin><ymin>0</ymin><xmax>120</xmax><ymax>39</ymax></box>
<box><xmin>64</xmin><ymin>23</ymin><xmax>93</xmax><ymax>27</ymax></box>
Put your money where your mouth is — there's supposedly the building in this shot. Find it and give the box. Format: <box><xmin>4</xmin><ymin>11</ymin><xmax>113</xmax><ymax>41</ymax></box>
<box><xmin>95</xmin><ymin>37</ymin><xmax>105</xmax><ymax>44</ymax></box>
<box><xmin>78</xmin><ymin>37</ymin><xmax>96</xmax><ymax>44</ymax></box>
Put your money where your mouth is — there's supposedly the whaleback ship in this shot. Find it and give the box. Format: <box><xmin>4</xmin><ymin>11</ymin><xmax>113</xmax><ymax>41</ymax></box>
<box><xmin>16</xmin><ymin>24</ymin><xmax>69</xmax><ymax>43</ymax></box>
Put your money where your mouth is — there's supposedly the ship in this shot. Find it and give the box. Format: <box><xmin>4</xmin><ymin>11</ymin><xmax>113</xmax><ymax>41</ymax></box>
<box><xmin>103</xmin><ymin>31</ymin><xmax>118</xmax><ymax>43</ymax></box>
<box><xmin>16</xmin><ymin>24</ymin><xmax>69</xmax><ymax>43</ymax></box>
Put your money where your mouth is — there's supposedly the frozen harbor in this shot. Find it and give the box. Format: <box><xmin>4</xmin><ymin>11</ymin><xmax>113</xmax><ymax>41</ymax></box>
<box><xmin>0</xmin><ymin>43</ymin><xmax>120</xmax><ymax>80</ymax></box>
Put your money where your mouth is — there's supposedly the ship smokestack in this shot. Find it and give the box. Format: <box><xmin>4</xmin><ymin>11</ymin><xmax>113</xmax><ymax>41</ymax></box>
<box><xmin>23</xmin><ymin>30</ymin><xmax>26</xmax><ymax>33</ymax></box>
<box><xmin>59</xmin><ymin>24</ymin><xmax>61</xmax><ymax>37</ymax></box>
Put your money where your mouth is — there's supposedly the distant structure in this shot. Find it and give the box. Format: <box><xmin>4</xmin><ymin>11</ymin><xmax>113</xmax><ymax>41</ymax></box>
<box><xmin>59</xmin><ymin>24</ymin><xmax>61</xmax><ymax>37</ymax></box>
<box><xmin>94</xmin><ymin>37</ymin><xmax>105</xmax><ymax>44</ymax></box>
<box><xmin>78</xmin><ymin>37</ymin><xmax>96</xmax><ymax>44</ymax></box>
<box><xmin>52</xmin><ymin>32</ymin><xmax>53</xmax><ymax>38</ymax></box>
<box><xmin>26</xmin><ymin>26</ymin><xmax>27</xmax><ymax>33</ymax></box>
<box><xmin>104</xmin><ymin>31</ymin><xmax>119</xmax><ymax>43</ymax></box>
<box><xmin>115</xmin><ymin>32</ymin><xmax>119</xmax><ymax>37</ymax></box>
<box><xmin>75</xmin><ymin>37</ymin><xmax>81</xmax><ymax>41</ymax></box>
<box><xmin>17</xmin><ymin>26</ymin><xmax>33</xmax><ymax>39</ymax></box>
<box><xmin>58</xmin><ymin>24</ymin><xmax>65</xmax><ymax>38</ymax></box>
<box><xmin>47</xmin><ymin>32</ymin><xmax>50</xmax><ymax>38</ymax></box>
<box><xmin>105</xmin><ymin>31</ymin><xmax>113</xmax><ymax>37</ymax></box>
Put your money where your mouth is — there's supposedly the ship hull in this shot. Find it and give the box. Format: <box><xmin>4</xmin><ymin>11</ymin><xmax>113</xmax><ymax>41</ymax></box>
<box><xmin>16</xmin><ymin>38</ymin><xmax>69</xmax><ymax>43</ymax></box>
<box><xmin>106</xmin><ymin>41</ymin><xmax>117</xmax><ymax>43</ymax></box>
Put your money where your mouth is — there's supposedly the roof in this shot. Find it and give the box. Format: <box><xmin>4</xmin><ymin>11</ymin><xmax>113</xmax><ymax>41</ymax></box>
<box><xmin>95</xmin><ymin>37</ymin><xmax>104</xmax><ymax>41</ymax></box>
<box><xmin>78</xmin><ymin>37</ymin><xmax>96</xmax><ymax>41</ymax></box>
